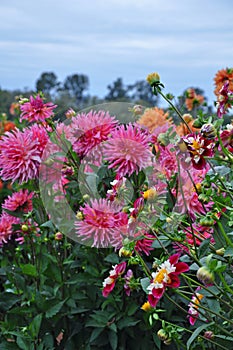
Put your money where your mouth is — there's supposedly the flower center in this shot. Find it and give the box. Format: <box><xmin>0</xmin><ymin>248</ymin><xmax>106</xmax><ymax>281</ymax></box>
<box><xmin>191</xmin><ymin>140</ymin><xmax>201</xmax><ymax>151</ymax></box>
<box><xmin>154</xmin><ymin>268</ymin><xmax>171</xmax><ymax>284</ymax></box>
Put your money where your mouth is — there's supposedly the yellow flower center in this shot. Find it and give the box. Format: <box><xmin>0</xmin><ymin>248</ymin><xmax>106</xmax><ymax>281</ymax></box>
<box><xmin>192</xmin><ymin>140</ymin><xmax>201</xmax><ymax>150</ymax></box>
<box><xmin>154</xmin><ymin>268</ymin><xmax>171</xmax><ymax>284</ymax></box>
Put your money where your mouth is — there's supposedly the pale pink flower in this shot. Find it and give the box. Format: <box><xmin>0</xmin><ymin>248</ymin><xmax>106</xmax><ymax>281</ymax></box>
<box><xmin>0</xmin><ymin>212</ymin><xmax>20</xmax><ymax>246</ymax></box>
<box><xmin>2</xmin><ymin>189</ymin><xmax>33</xmax><ymax>213</ymax></box>
<box><xmin>71</xmin><ymin>110</ymin><xmax>118</xmax><ymax>157</ymax></box>
<box><xmin>75</xmin><ymin>198</ymin><xmax>128</xmax><ymax>248</ymax></box>
<box><xmin>104</xmin><ymin>124</ymin><xmax>152</xmax><ymax>177</ymax></box>
<box><xmin>0</xmin><ymin>129</ymin><xmax>42</xmax><ymax>183</ymax></box>
<box><xmin>20</xmin><ymin>94</ymin><xmax>57</xmax><ymax>123</ymax></box>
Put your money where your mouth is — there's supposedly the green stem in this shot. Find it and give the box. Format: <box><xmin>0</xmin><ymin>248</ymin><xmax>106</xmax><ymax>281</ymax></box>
<box><xmin>176</xmin><ymin>290</ymin><xmax>233</xmax><ymax>328</ymax></box>
<box><xmin>134</xmin><ymin>250</ymin><xmax>151</xmax><ymax>279</ymax></box>
<box><xmin>217</xmin><ymin>221</ymin><xmax>233</xmax><ymax>247</ymax></box>
<box><xmin>218</xmin><ymin>272</ymin><xmax>233</xmax><ymax>296</ymax></box>
<box><xmin>182</xmin><ymin>274</ymin><xmax>233</xmax><ymax>309</ymax></box>
<box><xmin>157</xmin><ymin>89</ymin><xmax>192</xmax><ymax>132</ymax></box>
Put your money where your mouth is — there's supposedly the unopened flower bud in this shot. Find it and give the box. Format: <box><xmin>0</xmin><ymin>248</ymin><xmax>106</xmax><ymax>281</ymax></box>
<box><xmin>82</xmin><ymin>194</ymin><xmax>90</xmax><ymax>201</ymax></box>
<box><xmin>55</xmin><ymin>232</ymin><xmax>63</xmax><ymax>241</ymax></box>
<box><xmin>65</xmin><ymin>108</ymin><xmax>76</xmax><ymax>119</ymax></box>
<box><xmin>198</xmin><ymin>194</ymin><xmax>210</xmax><ymax>204</ymax></box>
<box><xmin>146</xmin><ymin>72</ymin><xmax>160</xmax><ymax>86</ymax></box>
<box><xmin>157</xmin><ymin>329</ymin><xmax>168</xmax><ymax>342</ymax></box>
<box><xmin>204</xmin><ymin>331</ymin><xmax>214</xmax><ymax>339</ymax></box>
<box><xmin>215</xmin><ymin>248</ymin><xmax>225</xmax><ymax>256</ymax></box>
<box><xmin>132</xmin><ymin>104</ymin><xmax>143</xmax><ymax>115</ymax></box>
<box><xmin>199</xmin><ymin>216</ymin><xmax>215</xmax><ymax>227</ymax></box>
<box><xmin>201</xmin><ymin>123</ymin><xmax>216</xmax><ymax>139</ymax></box>
<box><xmin>76</xmin><ymin>211</ymin><xmax>84</xmax><ymax>220</ymax></box>
<box><xmin>182</xmin><ymin>113</ymin><xmax>193</xmax><ymax>123</ymax></box>
<box><xmin>197</xmin><ymin>266</ymin><xmax>215</xmax><ymax>285</ymax></box>
<box><xmin>21</xmin><ymin>224</ymin><xmax>29</xmax><ymax>232</ymax></box>
<box><xmin>119</xmin><ymin>247</ymin><xmax>132</xmax><ymax>257</ymax></box>
<box><xmin>164</xmin><ymin>338</ymin><xmax>172</xmax><ymax>345</ymax></box>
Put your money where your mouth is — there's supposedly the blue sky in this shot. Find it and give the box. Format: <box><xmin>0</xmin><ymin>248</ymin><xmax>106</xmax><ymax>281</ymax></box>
<box><xmin>0</xmin><ymin>0</ymin><xmax>233</xmax><ymax>106</ymax></box>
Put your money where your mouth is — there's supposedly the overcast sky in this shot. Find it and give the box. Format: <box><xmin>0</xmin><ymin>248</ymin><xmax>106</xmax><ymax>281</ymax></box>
<box><xmin>0</xmin><ymin>0</ymin><xmax>233</xmax><ymax>106</ymax></box>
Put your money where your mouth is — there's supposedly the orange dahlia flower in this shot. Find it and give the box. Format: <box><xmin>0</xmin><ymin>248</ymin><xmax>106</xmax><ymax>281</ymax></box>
<box><xmin>214</xmin><ymin>68</ymin><xmax>233</xmax><ymax>96</ymax></box>
<box><xmin>137</xmin><ymin>107</ymin><xmax>172</xmax><ymax>133</ymax></box>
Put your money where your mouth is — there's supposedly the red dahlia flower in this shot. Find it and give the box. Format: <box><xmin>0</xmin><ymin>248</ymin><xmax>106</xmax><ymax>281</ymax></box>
<box><xmin>182</xmin><ymin>133</ymin><xmax>214</xmax><ymax>170</ymax></box>
<box><xmin>147</xmin><ymin>254</ymin><xmax>189</xmax><ymax>307</ymax></box>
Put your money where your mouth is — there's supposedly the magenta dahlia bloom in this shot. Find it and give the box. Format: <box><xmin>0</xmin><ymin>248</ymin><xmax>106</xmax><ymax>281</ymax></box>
<box><xmin>135</xmin><ymin>233</ymin><xmax>154</xmax><ymax>256</ymax></box>
<box><xmin>76</xmin><ymin>198</ymin><xmax>128</xmax><ymax>248</ymax></box>
<box><xmin>104</xmin><ymin>124</ymin><xmax>152</xmax><ymax>177</ymax></box>
<box><xmin>20</xmin><ymin>95</ymin><xmax>57</xmax><ymax>123</ymax></box>
<box><xmin>2</xmin><ymin>189</ymin><xmax>33</xmax><ymax>213</ymax></box>
<box><xmin>71</xmin><ymin>110</ymin><xmax>118</xmax><ymax>157</ymax></box>
<box><xmin>28</xmin><ymin>124</ymin><xmax>49</xmax><ymax>154</ymax></box>
<box><xmin>0</xmin><ymin>129</ymin><xmax>42</xmax><ymax>184</ymax></box>
<box><xmin>0</xmin><ymin>212</ymin><xmax>20</xmax><ymax>246</ymax></box>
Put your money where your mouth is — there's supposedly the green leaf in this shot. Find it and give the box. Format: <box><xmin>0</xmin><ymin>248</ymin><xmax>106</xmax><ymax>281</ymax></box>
<box><xmin>0</xmin><ymin>293</ymin><xmax>21</xmax><ymax>312</ymax></box>
<box><xmin>224</xmin><ymin>247</ymin><xmax>233</xmax><ymax>257</ymax></box>
<box><xmin>20</xmin><ymin>264</ymin><xmax>38</xmax><ymax>277</ymax></box>
<box><xmin>198</xmin><ymin>239</ymin><xmax>210</xmax><ymax>258</ymax></box>
<box><xmin>89</xmin><ymin>328</ymin><xmax>103</xmax><ymax>343</ymax></box>
<box><xmin>46</xmin><ymin>299</ymin><xmax>66</xmax><ymax>318</ymax></box>
<box><xmin>108</xmin><ymin>330</ymin><xmax>118</xmax><ymax>350</ymax></box>
<box><xmin>187</xmin><ymin>322</ymin><xmax>215</xmax><ymax>349</ymax></box>
<box><xmin>140</xmin><ymin>277</ymin><xmax>150</xmax><ymax>294</ymax></box>
<box><xmin>16</xmin><ymin>337</ymin><xmax>33</xmax><ymax>350</ymax></box>
<box><xmin>104</xmin><ymin>253</ymin><xmax>119</xmax><ymax>264</ymax></box>
<box><xmin>29</xmin><ymin>313</ymin><xmax>42</xmax><ymax>338</ymax></box>
<box><xmin>117</xmin><ymin>317</ymin><xmax>140</xmax><ymax>330</ymax></box>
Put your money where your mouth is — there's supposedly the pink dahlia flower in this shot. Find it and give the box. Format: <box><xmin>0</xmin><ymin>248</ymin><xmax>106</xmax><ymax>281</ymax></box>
<box><xmin>27</xmin><ymin>124</ymin><xmax>49</xmax><ymax>154</ymax></box>
<box><xmin>0</xmin><ymin>129</ymin><xmax>42</xmax><ymax>183</ymax></box>
<box><xmin>135</xmin><ymin>233</ymin><xmax>154</xmax><ymax>256</ymax></box>
<box><xmin>0</xmin><ymin>212</ymin><xmax>20</xmax><ymax>246</ymax></box>
<box><xmin>20</xmin><ymin>94</ymin><xmax>57</xmax><ymax>123</ymax></box>
<box><xmin>147</xmin><ymin>254</ymin><xmax>189</xmax><ymax>307</ymax></box>
<box><xmin>2</xmin><ymin>189</ymin><xmax>33</xmax><ymax>213</ymax></box>
<box><xmin>104</xmin><ymin>124</ymin><xmax>152</xmax><ymax>177</ymax></box>
<box><xmin>75</xmin><ymin>198</ymin><xmax>128</xmax><ymax>248</ymax></box>
<box><xmin>71</xmin><ymin>110</ymin><xmax>118</xmax><ymax>157</ymax></box>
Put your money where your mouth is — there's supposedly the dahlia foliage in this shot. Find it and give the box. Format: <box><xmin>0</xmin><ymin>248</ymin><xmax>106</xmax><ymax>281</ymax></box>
<box><xmin>0</xmin><ymin>69</ymin><xmax>233</xmax><ymax>349</ymax></box>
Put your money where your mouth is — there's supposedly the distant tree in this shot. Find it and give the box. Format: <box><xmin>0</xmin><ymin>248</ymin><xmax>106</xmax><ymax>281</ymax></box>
<box><xmin>127</xmin><ymin>80</ymin><xmax>159</xmax><ymax>106</ymax></box>
<box><xmin>62</xmin><ymin>74</ymin><xmax>89</xmax><ymax>107</ymax></box>
<box><xmin>105</xmin><ymin>78</ymin><xmax>130</xmax><ymax>101</ymax></box>
<box><xmin>36</xmin><ymin>72</ymin><xmax>59</xmax><ymax>96</ymax></box>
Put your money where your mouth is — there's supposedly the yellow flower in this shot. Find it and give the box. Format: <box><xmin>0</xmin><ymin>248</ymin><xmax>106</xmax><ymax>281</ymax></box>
<box><xmin>146</xmin><ymin>72</ymin><xmax>160</xmax><ymax>86</ymax></box>
<box><xmin>141</xmin><ymin>301</ymin><xmax>152</xmax><ymax>312</ymax></box>
<box><xmin>143</xmin><ymin>188</ymin><xmax>157</xmax><ymax>201</ymax></box>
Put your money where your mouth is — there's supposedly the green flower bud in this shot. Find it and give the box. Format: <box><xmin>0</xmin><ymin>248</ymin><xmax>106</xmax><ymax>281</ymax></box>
<box><xmin>157</xmin><ymin>329</ymin><xmax>168</xmax><ymax>341</ymax></box>
<box><xmin>197</xmin><ymin>266</ymin><xmax>215</xmax><ymax>285</ymax></box>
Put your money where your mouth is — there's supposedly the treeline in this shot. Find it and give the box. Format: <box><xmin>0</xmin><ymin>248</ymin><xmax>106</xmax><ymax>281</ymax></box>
<box><xmin>0</xmin><ymin>72</ymin><xmax>161</xmax><ymax>119</ymax></box>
